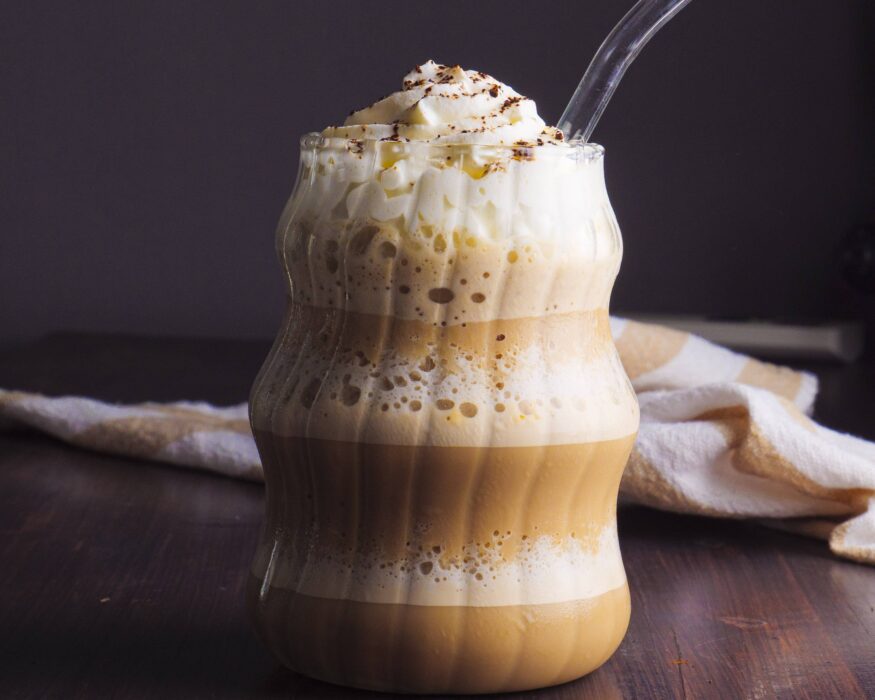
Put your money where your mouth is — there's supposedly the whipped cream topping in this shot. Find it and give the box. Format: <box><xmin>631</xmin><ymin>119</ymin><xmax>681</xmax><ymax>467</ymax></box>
<box><xmin>286</xmin><ymin>62</ymin><xmax>617</xmax><ymax>296</ymax></box>
<box><xmin>323</xmin><ymin>60</ymin><xmax>564</xmax><ymax>145</ymax></box>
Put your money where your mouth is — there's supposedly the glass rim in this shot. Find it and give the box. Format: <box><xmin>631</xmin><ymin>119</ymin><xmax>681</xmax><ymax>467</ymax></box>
<box><xmin>299</xmin><ymin>131</ymin><xmax>605</xmax><ymax>160</ymax></box>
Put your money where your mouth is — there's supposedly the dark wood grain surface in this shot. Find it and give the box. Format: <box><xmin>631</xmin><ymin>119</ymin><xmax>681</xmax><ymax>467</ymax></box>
<box><xmin>1</xmin><ymin>334</ymin><xmax>874</xmax><ymax>699</ymax></box>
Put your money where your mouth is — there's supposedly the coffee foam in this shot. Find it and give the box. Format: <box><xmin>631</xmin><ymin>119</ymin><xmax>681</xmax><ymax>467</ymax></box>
<box><xmin>251</xmin><ymin>305</ymin><xmax>639</xmax><ymax>447</ymax></box>
<box><xmin>282</xmin><ymin>213</ymin><xmax>620</xmax><ymax>323</ymax></box>
<box><xmin>253</xmin><ymin>528</ymin><xmax>626</xmax><ymax>607</ymax></box>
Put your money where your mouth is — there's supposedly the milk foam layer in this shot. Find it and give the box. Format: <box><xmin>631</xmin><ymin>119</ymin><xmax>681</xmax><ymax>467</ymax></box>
<box><xmin>254</xmin><ymin>529</ymin><xmax>625</xmax><ymax>607</ymax></box>
<box><xmin>290</xmin><ymin>137</ymin><xmax>622</xmax><ymax>296</ymax></box>
<box><xmin>291</xmin><ymin>138</ymin><xmax>614</xmax><ymax>265</ymax></box>
<box><xmin>283</xmin><ymin>207</ymin><xmax>620</xmax><ymax>323</ymax></box>
<box><xmin>251</xmin><ymin>305</ymin><xmax>639</xmax><ymax>446</ymax></box>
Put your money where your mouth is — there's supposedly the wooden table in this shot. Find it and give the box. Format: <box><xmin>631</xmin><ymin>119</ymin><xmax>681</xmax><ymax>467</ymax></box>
<box><xmin>1</xmin><ymin>334</ymin><xmax>874</xmax><ymax>699</ymax></box>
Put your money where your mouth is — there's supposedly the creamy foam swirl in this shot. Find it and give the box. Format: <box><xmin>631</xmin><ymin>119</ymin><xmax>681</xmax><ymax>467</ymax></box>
<box><xmin>322</xmin><ymin>60</ymin><xmax>564</xmax><ymax>145</ymax></box>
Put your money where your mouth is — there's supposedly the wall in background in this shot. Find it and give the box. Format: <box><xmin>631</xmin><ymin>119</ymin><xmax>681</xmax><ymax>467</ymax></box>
<box><xmin>3</xmin><ymin>0</ymin><xmax>874</xmax><ymax>346</ymax></box>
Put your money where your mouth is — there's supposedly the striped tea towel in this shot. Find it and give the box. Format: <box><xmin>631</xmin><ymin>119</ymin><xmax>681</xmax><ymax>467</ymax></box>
<box><xmin>1</xmin><ymin>318</ymin><xmax>873</xmax><ymax>564</ymax></box>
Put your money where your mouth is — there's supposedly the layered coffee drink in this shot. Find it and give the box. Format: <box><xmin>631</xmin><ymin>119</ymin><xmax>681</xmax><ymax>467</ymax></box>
<box><xmin>248</xmin><ymin>61</ymin><xmax>639</xmax><ymax>694</ymax></box>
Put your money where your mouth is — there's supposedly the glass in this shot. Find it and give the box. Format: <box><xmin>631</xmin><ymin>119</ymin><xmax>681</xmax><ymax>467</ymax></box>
<box><xmin>247</xmin><ymin>133</ymin><xmax>639</xmax><ymax>694</ymax></box>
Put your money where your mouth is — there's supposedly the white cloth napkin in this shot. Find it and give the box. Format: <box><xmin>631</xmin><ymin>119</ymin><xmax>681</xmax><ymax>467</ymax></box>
<box><xmin>2</xmin><ymin>318</ymin><xmax>873</xmax><ymax>564</ymax></box>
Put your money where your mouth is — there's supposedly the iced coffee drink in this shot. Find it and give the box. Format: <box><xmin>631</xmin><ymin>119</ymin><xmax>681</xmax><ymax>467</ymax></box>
<box><xmin>248</xmin><ymin>61</ymin><xmax>639</xmax><ymax>694</ymax></box>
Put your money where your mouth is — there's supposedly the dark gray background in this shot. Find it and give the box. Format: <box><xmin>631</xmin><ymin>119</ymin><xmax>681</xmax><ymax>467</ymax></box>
<box><xmin>3</xmin><ymin>0</ymin><xmax>874</xmax><ymax>348</ymax></box>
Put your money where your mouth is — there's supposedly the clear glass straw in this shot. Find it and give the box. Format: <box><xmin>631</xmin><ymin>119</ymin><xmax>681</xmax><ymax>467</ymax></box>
<box><xmin>559</xmin><ymin>0</ymin><xmax>693</xmax><ymax>142</ymax></box>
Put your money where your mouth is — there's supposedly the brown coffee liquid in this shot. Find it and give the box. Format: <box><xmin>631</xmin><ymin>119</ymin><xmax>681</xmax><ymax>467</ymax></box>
<box><xmin>247</xmin><ymin>434</ymin><xmax>634</xmax><ymax>694</ymax></box>
<box><xmin>247</xmin><ymin>576</ymin><xmax>630</xmax><ymax>694</ymax></box>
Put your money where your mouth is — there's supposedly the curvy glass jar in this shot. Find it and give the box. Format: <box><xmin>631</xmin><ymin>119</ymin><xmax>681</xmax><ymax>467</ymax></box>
<box><xmin>248</xmin><ymin>134</ymin><xmax>639</xmax><ymax>694</ymax></box>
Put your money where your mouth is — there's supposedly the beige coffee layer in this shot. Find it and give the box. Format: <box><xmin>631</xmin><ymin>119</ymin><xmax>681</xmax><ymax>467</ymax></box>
<box><xmin>248</xmin><ymin>576</ymin><xmax>630</xmax><ymax>694</ymax></box>
<box><xmin>252</xmin><ymin>433</ymin><xmax>634</xmax><ymax>606</ymax></box>
<box><xmin>279</xmin><ymin>215</ymin><xmax>622</xmax><ymax>323</ymax></box>
<box><xmin>250</xmin><ymin>303</ymin><xmax>639</xmax><ymax>446</ymax></box>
